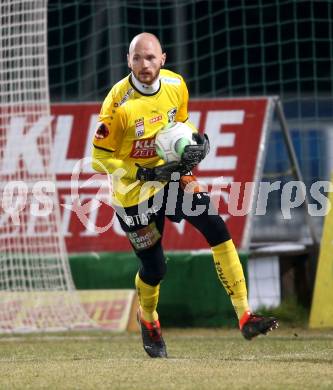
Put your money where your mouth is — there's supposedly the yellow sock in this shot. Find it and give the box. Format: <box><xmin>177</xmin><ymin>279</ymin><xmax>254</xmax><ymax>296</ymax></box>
<box><xmin>211</xmin><ymin>239</ymin><xmax>249</xmax><ymax>319</ymax></box>
<box><xmin>135</xmin><ymin>273</ymin><xmax>159</xmax><ymax>322</ymax></box>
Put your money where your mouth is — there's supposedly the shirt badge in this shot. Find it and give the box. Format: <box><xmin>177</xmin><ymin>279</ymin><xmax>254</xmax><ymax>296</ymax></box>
<box><xmin>149</xmin><ymin>114</ymin><xmax>162</xmax><ymax>124</ymax></box>
<box><xmin>135</xmin><ymin>117</ymin><xmax>145</xmax><ymax>137</ymax></box>
<box><xmin>167</xmin><ymin>107</ymin><xmax>177</xmax><ymax>122</ymax></box>
<box><xmin>94</xmin><ymin>123</ymin><xmax>109</xmax><ymax>139</ymax></box>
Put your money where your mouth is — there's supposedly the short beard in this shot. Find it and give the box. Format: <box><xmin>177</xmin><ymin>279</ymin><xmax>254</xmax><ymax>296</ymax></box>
<box><xmin>135</xmin><ymin>68</ymin><xmax>161</xmax><ymax>85</ymax></box>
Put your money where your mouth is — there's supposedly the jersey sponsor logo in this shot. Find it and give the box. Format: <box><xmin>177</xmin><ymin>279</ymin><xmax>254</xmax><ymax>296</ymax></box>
<box><xmin>130</xmin><ymin>136</ymin><xmax>157</xmax><ymax>158</ymax></box>
<box><xmin>135</xmin><ymin>117</ymin><xmax>145</xmax><ymax>137</ymax></box>
<box><xmin>167</xmin><ymin>107</ymin><xmax>177</xmax><ymax>122</ymax></box>
<box><xmin>149</xmin><ymin>115</ymin><xmax>162</xmax><ymax>124</ymax></box>
<box><xmin>94</xmin><ymin>123</ymin><xmax>109</xmax><ymax>139</ymax></box>
<box><xmin>118</xmin><ymin>88</ymin><xmax>134</xmax><ymax>106</ymax></box>
<box><xmin>161</xmin><ymin>77</ymin><xmax>181</xmax><ymax>85</ymax></box>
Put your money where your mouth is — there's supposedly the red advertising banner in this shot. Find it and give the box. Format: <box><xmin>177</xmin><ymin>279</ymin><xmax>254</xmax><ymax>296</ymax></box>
<box><xmin>50</xmin><ymin>99</ymin><xmax>273</xmax><ymax>252</ymax></box>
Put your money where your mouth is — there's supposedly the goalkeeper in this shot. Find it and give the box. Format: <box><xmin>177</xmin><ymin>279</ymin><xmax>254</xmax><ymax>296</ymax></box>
<box><xmin>91</xmin><ymin>32</ymin><xmax>278</xmax><ymax>358</ymax></box>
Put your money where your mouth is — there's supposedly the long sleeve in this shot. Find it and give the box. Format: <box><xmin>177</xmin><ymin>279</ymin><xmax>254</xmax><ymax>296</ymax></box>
<box><xmin>92</xmin><ymin>91</ymin><xmax>138</xmax><ymax>180</ymax></box>
<box><xmin>91</xmin><ymin>145</ymin><xmax>138</xmax><ymax>180</ymax></box>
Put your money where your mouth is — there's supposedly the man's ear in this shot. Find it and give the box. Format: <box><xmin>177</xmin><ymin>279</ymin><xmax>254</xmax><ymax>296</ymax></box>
<box><xmin>127</xmin><ymin>53</ymin><xmax>131</xmax><ymax>69</ymax></box>
<box><xmin>161</xmin><ymin>52</ymin><xmax>166</xmax><ymax>67</ymax></box>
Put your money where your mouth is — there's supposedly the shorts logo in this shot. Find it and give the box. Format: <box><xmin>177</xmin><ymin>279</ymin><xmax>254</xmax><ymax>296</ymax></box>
<box><xmin>130</xmin><ymin>136</ymin><xmax>157</xmax><ymax>158</ymax></box>
<box><xmin>167</xmin><ymin>107</ymin><xmax>177</xmax><ymax>122</ymax></box>
<box><xmin>122</xmin><ymin>205</ymin><xmax>160</xmax><ymax>227</ymax></box>
<box><xmin>135</xmin><ymin>117</ymin><xmax>145</xmax><ymax>137</ymax></box>
<box><xmin>127</xmin><ymin>223</ymin><xmax>161</xmax><ymax>251</ymax></box>
<box><xmin>149</xmin><ymin>114</ymin><xmax>162</xmax><ymax>124</ymax></box>
<box><xmin>94</xmin><ymin>123</ymin><xmax>109</xmax><ymax>139</ymax></box>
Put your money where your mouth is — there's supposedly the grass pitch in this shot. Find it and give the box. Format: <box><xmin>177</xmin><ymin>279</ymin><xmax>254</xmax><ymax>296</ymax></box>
<box><xmin>0</xmin><ymin>327</ymin><xmax>332</xmax><ymax>390</ymax></box>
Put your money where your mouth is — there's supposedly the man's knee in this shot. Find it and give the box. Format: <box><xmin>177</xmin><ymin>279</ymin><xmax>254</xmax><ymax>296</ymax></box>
<box><xmin>137</xmin><ymin>244</ymin><xmax>167</xmax><ymax>286</ymax></box>
<box><xmin>188</xmin><ymin>213</ymin><xmax>231</xmax><ymax>247</ymax></box>
<box><xmin>139</xmin><ymin>261</ymin><xmax>167</xmax><ymax>286</ymax></box>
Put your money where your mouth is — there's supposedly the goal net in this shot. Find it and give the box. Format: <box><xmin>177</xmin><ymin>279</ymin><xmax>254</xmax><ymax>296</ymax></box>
<box><xmin>0</xmin><ymin>0</ymin><xmax>93</xmax><ymax>332</ymax></box>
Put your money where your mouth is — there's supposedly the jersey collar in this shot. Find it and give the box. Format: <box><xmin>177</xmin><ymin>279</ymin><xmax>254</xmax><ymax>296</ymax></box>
<box><xmin>129</xmin><ymin>73</ymin><xmax>161</xmax><ymax>96</ymax></box>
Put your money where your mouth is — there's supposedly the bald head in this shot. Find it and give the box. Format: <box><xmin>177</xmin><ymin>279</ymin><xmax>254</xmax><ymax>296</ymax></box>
<box><xmin>129</xmin><ymin>32</ymin><xmax>163</xmax><ymax>55</ymax></box>
<box><xmin>127</xmin><ymin>32</ymin><xmax>166</xmax><ymax>85</ymax></box>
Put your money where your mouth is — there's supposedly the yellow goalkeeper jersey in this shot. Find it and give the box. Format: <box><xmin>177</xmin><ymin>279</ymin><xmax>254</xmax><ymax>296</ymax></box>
<box><xmin>92</xmin><ymin>69</ymin><xmax>190</xmax><ymax>207</ymax></box>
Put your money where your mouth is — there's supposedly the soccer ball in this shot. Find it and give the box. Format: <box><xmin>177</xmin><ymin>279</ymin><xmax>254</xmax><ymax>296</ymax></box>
<box><xmin>155</xmin><ymin>122</ymin><xmax>196</xmax><ymax>162</ymax></box>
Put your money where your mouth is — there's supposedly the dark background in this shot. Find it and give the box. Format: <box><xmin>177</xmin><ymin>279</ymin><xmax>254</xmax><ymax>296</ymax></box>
<box><xmin>47</xmin><ymin>0</ymin><xmax>333</xmax><ymax>101</ymax></box>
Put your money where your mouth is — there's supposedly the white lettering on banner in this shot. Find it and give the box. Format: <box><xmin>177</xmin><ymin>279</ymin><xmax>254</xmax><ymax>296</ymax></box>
<box><xmin>188</xmin><ymin>111</ymin><xmax>201</xmax><ymax>129</ymax></box>
<box><xmin>0</xmin><ymin>99</ymin><xmax>275</xmax><ymax>250</ymax></box>
<box><xmin>48</xmin><ymin>111</ymin><xmax>242</xmax><ymax>176</ymax></box>
<box><xmin>51</xmin><ymin>115</ymin><xmax>79</xmax><ymax>174</ymax></box>
<box><xmin>51</xmin><ymin>114</ymin><xmax>98</xmax><ymax>174</ymax></box>
<box><xmin>1</xmin><ymin>116</ymin><xmax>53</xmax><ymax>175</ymax></box>
<box><xmin>199</xmin><ymin>110</ymin><xmax>244</xmax><ymax>171</ymax></box>
<box><xmin>47</xmin><ymin>100</ymin><xmax>271</xmax><ymax>250</ymax></box>
<box><xmin>0</xmin><ymin>110</ymin><xmax>244</xmax><ymax>176</ymax></box>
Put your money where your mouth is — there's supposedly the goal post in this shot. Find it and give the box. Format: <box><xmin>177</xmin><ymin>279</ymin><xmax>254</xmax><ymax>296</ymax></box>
<box><xmin>309</xmin><ymin>172</ymin><xmax>333</xmax><ymax>328</ymax></box>
<box><xmin>0</xmin><ymin>0</ymin><xmax>93</xmax><ymax>332</ymax></box>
